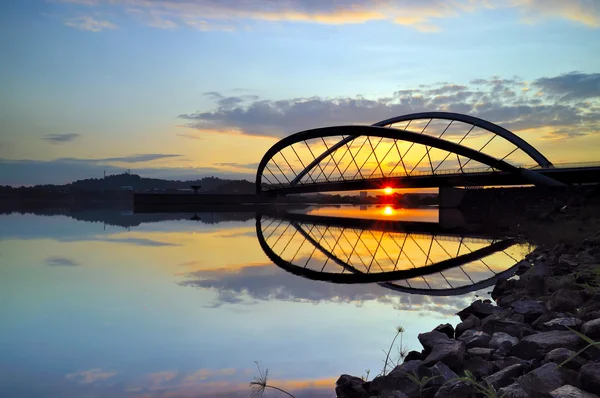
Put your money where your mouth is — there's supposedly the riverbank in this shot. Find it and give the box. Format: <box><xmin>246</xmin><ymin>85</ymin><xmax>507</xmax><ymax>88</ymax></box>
<box><xmin>336</xmin><ymin>188</ymin><xmax>600</xmax><ymax>398</ymax></box>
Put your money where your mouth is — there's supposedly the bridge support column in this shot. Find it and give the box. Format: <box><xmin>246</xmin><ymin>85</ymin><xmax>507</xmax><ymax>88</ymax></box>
<box><xmin>439</xmin><ymin>187</ymin><xmax>466</xmax><ymax>208</ymax></box>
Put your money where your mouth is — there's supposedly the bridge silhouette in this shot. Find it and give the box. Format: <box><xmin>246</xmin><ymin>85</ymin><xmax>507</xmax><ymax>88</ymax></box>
<box><xmin>256</xmin><ymin>211</ymin><xmax>532</xmax><ymax>296</ymax></box>
<box><xmin>256</xmin><ymin>112</ymin><xmax>600</xmax><ymax>195</ymax></box>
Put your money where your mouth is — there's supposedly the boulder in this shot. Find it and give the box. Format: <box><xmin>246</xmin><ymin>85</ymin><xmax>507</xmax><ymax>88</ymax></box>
<box><xmin>423</xmin><ymin>340</ymin><xmax>466</xmax><ymax>373</ymax></box>
<box><xmin>418</xmin><ymin>331</ymin><xmax>450</xmax><ymax>353</ymax></box>
<box><xmin>517</xmin><ymin>362</ymin><xmax>565</xmax><ymax>396</ymax></box>
<box><xmin>493</xmin><ymin>340</ymin><xmax>516</xmax><ymax>359</ymax></box>
<box><xmin>457</xmin><ymin>330</ymin><xmax>491</xmax><ymax>348</ymax></box>
<box><xmin>550</xmin><ymin>289</ymin><xmax>585</xmax><ymax>312</ymax></box>
<box><xmin>335</xmin><ymin>374</ymin><xmax>369</xmax><ymax>398</ymax></box>
<box><xmin>485</xmin><ymin>364</ymin><xmax>525</xmax><ymax>390</ymax></box>
<box><xmin>581</xmin><ymin>318</ymin><xmax>600</xmax><ymax>339</ymax></box>
<box><xmin>542</xmin><ymin>317</ymin><xmax>584</xmax><ymax>331</ymax></box>
<box><xmin>370</xmin><ymin>361</ymin><xmax>430</xmax><ymax>396</ymax></box>
<box><xmin>424</xmin><ymin>362</ymin><xmax>459</xmax><ymax>396</ymax></box>
<box><xmin>497</xmin><ymin>382</ymin><xmax>529</xmax><ymax>398</ymax></box>
<box><xmin>481</xmin><ymin>319</ymin><xmax>535</xmax><ymax>338</ymax></box>
<box><xmin>511</xmin><ymin>313</ymin><xmax>526</xmax><ymax>323</ymax></box>
<box><xmin>550</xmin><ymin>385</ymin><xmax>599</xmax><ymax>398</ymax></box>
<box><xmin>467</xmin><ymin>347</ymin><xmax>494</xmax><ymax>360</ymax></box>
<box><xmin>491</xmin><ymin>277</ymin><xmax>517</xmax><ymax>300</ymax></box>
<box><xmin>403</xmin><ymin>350</ymin><xmax>423</xmax><ymax>362</ymax></box>
<box><xmin>370</xmin><ymin>392</ymin><xmax>409</xmax><ymax>398</ymax></box>
<box><xmin>544</xmin><ymin>348</ymin><xmax>587</xmax><ymax>371</ymax></box>
<box><xmin>492</xmin><ymin>356</ymin><xmax>534</xmax><ymax>371</ymax></box>
<box><xmin>582</xmin><ymin>310</ymin><xmax>600</xmax><ymax>322</ymax></box>
<box><xmin>457</xmin><ymin>299</ymin><xmax>503</xmax><ymax>321</ymax></box>
<box><xmin>511</xmin><ymin>299</ymin><xmax>549</xmax><ymax>323</ymax></box>
<box><xmin>388</xmin><ymin>360</ymin><xmax>430</xmax><ymax>379</ymax></box>
<box><xmin>489</xmin><ymin>332</ymin><xmax>519</xmax><ymax>349</ymax></box>
<box><xmin>579</xmin><ymin>363</ymin><xmax>600</xmax><ymax>395</ymax></box>
<box><xmin>511</xmin><ymin>330</ymin><xmax>582</xmax><ymax>360</ymax></box>
<box><xmin>433</xmin><ymin>323</ymin><xmax>455</xmax><ymax>339</ymax></box>
<box><xmin>433</xmin><ymin>380</ymin><xmax>473</xmax><ymax>398</ymax></box>
<box><xmin>455</xmin><ymin>315</ymin><xmax>481</xmax><ymax>338</ymax></box>
<box><xmin>463</xmin><ymin>356</ymin><xmax>497</xmax><ymax>379</ymax></box>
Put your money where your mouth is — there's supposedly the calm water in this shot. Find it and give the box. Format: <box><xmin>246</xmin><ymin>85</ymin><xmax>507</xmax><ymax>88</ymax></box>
<box><xmin>0</xmin><ymin>205</ymin><xmax>530</xmax><ymax>398</ymax></box>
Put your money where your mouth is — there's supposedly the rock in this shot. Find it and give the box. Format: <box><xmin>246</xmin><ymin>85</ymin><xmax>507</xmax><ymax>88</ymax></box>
<box><xmin>533</xmin><ymin>312</ymin><xmax>568</xmax><ymax>329</ymax></box>
<box><xmin>335</xmin><ymin>374</ymin><xmax>369</xmax><ymax>398</ymax></box>
<box><xmin>498</xmin><ymin>382</ymin><xmax>529</xmax><ymax>398</ymax></box>
<box><xmin>370</xmin><ymin>361</ymin><xmax>430</xmax><ymax>396</ymax></box>
<box><xmin>544</xmin><ymin>348</ymin><xmax>587</xmax><ymax>371</ymax></box>
<box><xmin>550</xmin><ymin>289</ymin><xmax>585</xmax><ymax>312</ymax></box>
<box><xmin>492</xmin><ymin>277</ymin><xmax>518</xmax><ymax>300</ymax></box>
<box><xmin>559</xmin><ymin>254</ymin><xmax>579</xmax><ymax>267</ymax></box>
<box><xmin>517</xmin><ymin>362</ymin><xmax>565</xmax><ymax>396</ymax></box>
<box><xmin>455</xmin><ymin>315</ymin><xmax>481</xmax><ymax>338</ymax></box>
<box><xmin>542</xmin><ymin>317</ymin><xmax>584</xmax><ymax>331</ymax></box>
<box><xmin>511</xmin><ymin>313</ymin><xmax>526</xmax><ymax>323</ymax></box>
<box><xmin>464</xmin><ymin>356</ymin><xmax>497</xmax><ymax>378</ymax></box>
<box><xmin>457</xmin><ymin>299</ymin><xmax>503</xmax><ymax>321</ymax></box>
<box><xmin>511</xmin><ymin>330</ymin><xmax>582</xmax><ymax>360</ymax></box>
<box><xmin>511</xmin><ymin>299</ymin><xmax>549</xmax><ymax>323</ymax></box>
<box><xmin>581</xmin><ymin>318</ymin><xmax>600</xmax><ymax>339</ymax></box>
<box><xmin>433</xmin><ymin>323</ymin><xmax>454</xmax><ymax>339</ymax></box>
<box><xmin>485</xmin><ymin>364</ymin><xmax>525</xmax><ymax>390</ymax></box>
<box><xmin>457</xmin><ymin>329</ymin><xmax>491</xmax><ymax>348</ymax></box>
<box><xmin>481</xmin><ymin>319</ymin><xmax>534</xmax><ymax>338</ymax></box>
<box><xmin>370</xmin><ymin>392</ymin><xmax>409</xmax><ymax>398</ymax></box>
<box><xmin>583</xmin><ymin>310</ymin><xmax>600</xmax><ymax>322</ymax></box>
<box><xmin>433</xmin><ymin>380</ymin><xmax>473</xmax><ymax>398</ymax></box>
<box><xmin>423</xmin><ymin>340</ymin><xmax>466</xmax><ymax>373</ymax></box>
<box><xmin>489</xmin><ymin>332</ymin><xmax>519</xmax><ymax>349</ymax></box>
<box><xmin>418</xmin><ymin>331</ymin><xmax>450</xmax><ymax>353</ymax></box>
<box><xmin>493</xmin><ymin>356</ymin><xmax>534</xmax><ymax>371</ymax></box>
<box><xmin>424</xmin><ymin>361</ymin><xmax>459</xmax><ymax>396</ymax></box>
<box><xmin>467</xmin><ymin>347</ymin><xmax>494</xmax><ymax>360</ymax></box>
<box><xmin>579</xmin><ymin>363</ymin><xmax>600</xmax><ymax>395</ymax></box>
<box><xmin>493</xmin><ymin>340</ymin><xmax>515</xmax><ymax>359</ymax></box>
<box><xmin>550</xmin><ymin>384</ymin><xmax>599</xmax><ymax>398</ymax></box>
<box><xmin>404</xmin><ymin>350</ymin><xmax>423</xmax><ymax>362</ymax></box>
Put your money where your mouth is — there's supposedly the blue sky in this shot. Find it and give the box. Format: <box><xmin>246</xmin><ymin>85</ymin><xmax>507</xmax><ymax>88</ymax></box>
<box><xmin>1</xmin><ymin>0</ymin><xmax>599</xmax><ymax>185</ymax></box>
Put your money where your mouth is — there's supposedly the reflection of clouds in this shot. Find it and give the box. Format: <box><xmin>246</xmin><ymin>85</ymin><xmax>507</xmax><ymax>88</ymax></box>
<box><xmin>45</xmin><ymin>255</ymin><xmax>80</xmax><ymax>266</ymax></box>
<box><xmin>180</xmin><ymin>263</ymin><xmax>477</xmax><ymax>316</ymax></box>
<box><xmin>124</xmin><ymin>368</ymin><xmax>334</xmax><ymax>398</ymax></box>
<box><xmin>65</xmin><ymin>368</ymin><xmax>116</xmax><ymax>384</ymax></box>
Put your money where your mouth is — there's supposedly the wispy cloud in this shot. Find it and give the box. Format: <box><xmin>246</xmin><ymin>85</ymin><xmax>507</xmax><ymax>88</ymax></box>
<box><xmin>54</xmin><ymin>0</ymin><xmax>600</xmax><ymax>31</ymax></box>
<box><xmin>176</xmin><ymin>133</ymin><xmax>202</xmax><ymax>140</ymax></box>
<box><xmin>65</xmin><ymin>368</ymin><xmax>116</xmax><ymax>384</ymax></box>
<box><xmin>58</xmin><ymin>153</ymin><xmax>183</xmax><ymax>164</ymax></box>
<box><xmin>64</xmin><ymin>16</ymin><xmax>117</xmax><ymax>32</ymax></box>
<box><xmin>46</xmin><ymin>256</ymin><xmax>80</xmax><ymax>266</ymax></box>
<box><xmin>42</xmin><ymin>133</ymin><xmax>80</xmax><ymax>144</ymax></box>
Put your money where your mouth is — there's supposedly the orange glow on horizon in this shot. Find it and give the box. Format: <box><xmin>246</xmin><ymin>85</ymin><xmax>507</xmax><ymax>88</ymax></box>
<box><xmin>383</xmin><ymin>187</ymin><xmax>394</xmax><ymax>195</ymax></box>
<box><xmin>383</xmin><ymin>206</ymin><xmax>394</xmax><ymax>216</ymax></box>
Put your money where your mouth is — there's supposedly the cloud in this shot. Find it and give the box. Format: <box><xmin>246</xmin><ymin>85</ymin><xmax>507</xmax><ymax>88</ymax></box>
<box><xmin>42</xmin><ymin>133</ymin><xmax>80</xmax><ymax>144</ymax></box>
<box><xmin>65</xmin><ymin>368</ymin><xmax>116</xmax><ymax>384</ymax></box>
<box><xmin>58</xmin><ymin>153</ymin><xmax>183</xmax><ymax>164</ymax></box>
<box><xmin>533</xmin><ymin>72</ymin><xmax>600</xmax><ymax>101</ymax></box>
<box><xmin>45</xmin><ymin>255</ymin><xmax>80</xmax><ymax>266</ymax></box>
<box><xmin>54</xmin><ymin>0</ymin><xmax>600</xmax><ymax>31</ymax></box>
<box><xmin>179</xmin><ymin>72</ymin><xmax>600</xmax><ymax>141</ymax></box>
<box><xmin>176</xmin><ymin>133</ymin><xmax>202</xmax><ymax>140</ymax></box>
<box><xmin>97</xmin><ymin>237</ymin><xmax>180</xmax><ymax>247</ymax></box>
<box><xmin>64</xmin><ymin>16</ymin><xmax>117</xmax><ymax>32</ymax></box>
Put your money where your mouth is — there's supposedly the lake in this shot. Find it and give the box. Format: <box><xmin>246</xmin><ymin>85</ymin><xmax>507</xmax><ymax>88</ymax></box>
<box><xmin>0</xmin><ymin>205</ymin><xmax>531</xmax><ymax>398</ymax></box>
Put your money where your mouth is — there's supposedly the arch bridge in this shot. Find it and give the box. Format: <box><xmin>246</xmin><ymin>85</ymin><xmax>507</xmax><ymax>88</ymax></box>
<box><xmin>256</xmin><ymin>112</ymin><xmax>600</xmax><ymax>195</ymax></box>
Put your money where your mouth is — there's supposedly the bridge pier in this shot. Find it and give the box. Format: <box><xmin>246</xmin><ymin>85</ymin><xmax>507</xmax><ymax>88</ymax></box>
<box><xmin>439</xmin><ymin>187</ymin><xmax>466</xmax><ymax>208</ymax></box>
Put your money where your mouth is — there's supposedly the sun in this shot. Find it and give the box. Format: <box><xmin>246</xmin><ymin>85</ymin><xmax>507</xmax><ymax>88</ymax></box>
<box><xmin>383</xmin><ymin>206</ymin><xmax>394</xmax><ymax>216</ymax></box>
<box><xmin>383</xmin><ymin>187</ymin><xmax>394</xmax><ymax>195</ymax></box>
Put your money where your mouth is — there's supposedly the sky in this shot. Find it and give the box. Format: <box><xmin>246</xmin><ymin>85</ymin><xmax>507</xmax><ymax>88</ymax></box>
<box><xmin>1</xmin><ymin>0</ymin><xmax>599</xmax><ymax>186</ymax></box>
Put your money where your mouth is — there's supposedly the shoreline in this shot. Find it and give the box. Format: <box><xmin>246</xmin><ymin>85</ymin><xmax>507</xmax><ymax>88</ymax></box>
<box><xmin>336</xmin><ymin>189</ymin><xmax>600</xmax><ymax>398</ymax></box>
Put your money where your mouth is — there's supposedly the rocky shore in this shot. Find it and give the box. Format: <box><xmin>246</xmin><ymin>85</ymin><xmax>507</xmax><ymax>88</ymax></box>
<box><xmin>336</xmin><ymin>234</ymin><xmax>600</xmax><ymax>397</ymax></box>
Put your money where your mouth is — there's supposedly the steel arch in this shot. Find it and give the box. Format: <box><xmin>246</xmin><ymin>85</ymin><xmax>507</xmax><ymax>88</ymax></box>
<box><xmin>373</xmin><ymin>112</ymin><xmax>552</xmax><ymax>167</ymax></box>
<box><xmin>256</xmin><ymin>125</ymin><xmax>519</xmax><ymax>193</ymax></box>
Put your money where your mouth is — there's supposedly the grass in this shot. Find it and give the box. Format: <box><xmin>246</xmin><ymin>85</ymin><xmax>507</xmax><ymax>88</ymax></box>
<box><xmin>557</xmin><ymin>327</ymin><xmax>600</xmax><ymax>368</ymax></box>
<box><xmin>250</xmin><ymin>362</ymin><xmax>296</xmax><ymax>398</ymax></box>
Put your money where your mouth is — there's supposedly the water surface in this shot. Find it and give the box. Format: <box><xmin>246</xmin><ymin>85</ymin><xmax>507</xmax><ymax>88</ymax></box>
<box><xmin>0</xmin><ymin>206</ymin><xmax>529</xmax><ymax>397</ymax></box>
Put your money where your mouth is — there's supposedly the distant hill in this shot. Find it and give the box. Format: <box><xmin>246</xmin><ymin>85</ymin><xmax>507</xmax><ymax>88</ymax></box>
<box><xmin>0</xmin><ymin>173</ymin><xmax>255</xmax><ymax>194</ymax></box>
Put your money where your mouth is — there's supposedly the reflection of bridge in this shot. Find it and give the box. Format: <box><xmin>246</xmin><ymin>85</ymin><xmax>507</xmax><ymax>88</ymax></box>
<box><xmin>256</xmin><ymin>212</ymin><xmax>532</xmax><ymax>296</ymax></box>
<box><xmin>256</xmin><ymin>112</ymin><xmax>600</xmax><ymax>195</ymax></box>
